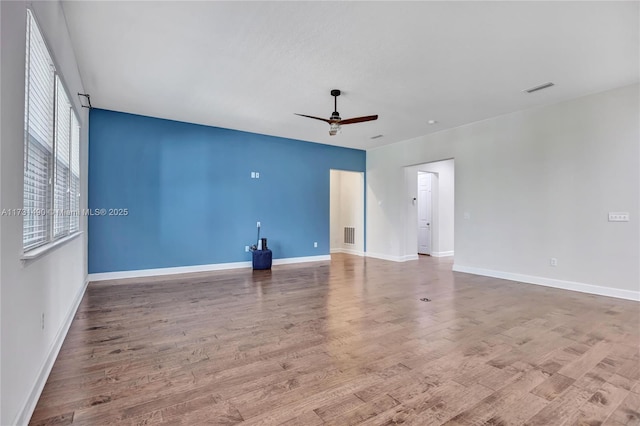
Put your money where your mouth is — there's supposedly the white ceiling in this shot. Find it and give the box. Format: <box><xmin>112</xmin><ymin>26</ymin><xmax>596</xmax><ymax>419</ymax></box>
<box><xmin>61</xmin><ymin>1</ymin><xmax>638</xmax><ymax>150</ymax></box>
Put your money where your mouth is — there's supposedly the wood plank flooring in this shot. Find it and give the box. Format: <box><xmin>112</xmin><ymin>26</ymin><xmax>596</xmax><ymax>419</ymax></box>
<box><xmin>30</xmin><ymin>254</ymin><xmax>640</xmax><ymax>425</ymax></box>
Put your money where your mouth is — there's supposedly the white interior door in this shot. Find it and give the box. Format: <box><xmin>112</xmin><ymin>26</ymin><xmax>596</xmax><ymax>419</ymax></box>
<box><xmin>417</xmin><ymin>172</ymin><xmax>432</xmax><ymax>255</ymax></box>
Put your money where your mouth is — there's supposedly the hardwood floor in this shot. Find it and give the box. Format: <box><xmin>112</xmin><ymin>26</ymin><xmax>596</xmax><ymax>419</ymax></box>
<box><xmin>30</xmin><ymin>254</ymin><xmax>639</xmax><ymax>425</ymax></box>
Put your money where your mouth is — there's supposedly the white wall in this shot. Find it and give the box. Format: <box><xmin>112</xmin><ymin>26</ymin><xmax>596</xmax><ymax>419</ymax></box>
<box><xmin>330</xmin><ymin>170</ymin><xmax>364</xmax><ymax>255</ymax></box>
<box><xmin>330</xmin><ymin>170</ymin><xmax>341</xmax><ymax>249</ymax></box>
<box><xmin>0</xmin><ymin>2</ymin><xmax>3</xmax><ymax>421</ymax></box>
<box><xmin>1</xmin><ymin>1</ymin><xmax>88</xmax><ymax>424</ymax></box>
<box><xmin>367</xmin><ymin>84</ymin><xmax>639</xmax><ymax>299</ymax></box>
<box><xmin>405</xmin><ymin>159</ymin><xmax>455</xmax><ymax>257</ymax></box>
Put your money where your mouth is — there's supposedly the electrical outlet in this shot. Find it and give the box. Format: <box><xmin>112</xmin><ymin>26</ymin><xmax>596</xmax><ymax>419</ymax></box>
<box><xmin>257</xmin><ymin>221</ymin><xmax>260</xmax><ymax>228</ymax></box>
<box><xmin>464</xmin><ymin>212</ymin><xmax>471</xmax><ymax>220</ymax></box>
<box><xmin>314</xmin><ymin>242</ymin><xmax>318</xmax><ymax>248</ymax></box>
<box><xmin>550</xmin><ymin>258</ymin><xmax>558</xmax><ymax>267</ymax></box>
<box><xmin>245</xmin><ymin>246</ymin><xmax>249</xmax><ymax>252</ymax></box>
<box><xmin>608</xmin><ymin>212</ymin><xmax>629</xmax><ymax>222</ymax></box>
<box><xmin>255</xmin><ymin>172</ymin><xmax>260</xmax><ymax>178</ymax></box>
<box><xmin>41</xmin><ymin>312</ymin><xmax>45</xmax><ymax>330</ymax></box>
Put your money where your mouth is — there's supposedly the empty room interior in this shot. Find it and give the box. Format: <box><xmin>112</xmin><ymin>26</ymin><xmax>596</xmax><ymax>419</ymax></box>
<box><xmin>1</xmin><ymin>1</ymin><xmax>639</xmax><ymax>425</ymax></box>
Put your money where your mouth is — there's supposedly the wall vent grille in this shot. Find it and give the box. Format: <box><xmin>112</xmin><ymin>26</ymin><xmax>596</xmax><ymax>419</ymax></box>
<box><xmin>344</xmin><ymin>227</ymin><xmax>355</xmax><ymax>245</ymax></box>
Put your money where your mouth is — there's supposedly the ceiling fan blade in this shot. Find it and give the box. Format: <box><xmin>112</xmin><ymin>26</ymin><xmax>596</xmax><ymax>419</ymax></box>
<box><xmin>339</xmin><ymin>115</ymin><xmax>378</xmax><ymax>125</ymax></box>
<box><xmin>294</xmin><ymin>113</ymin><xmax>331</xmax><ymax>124</ymax></box>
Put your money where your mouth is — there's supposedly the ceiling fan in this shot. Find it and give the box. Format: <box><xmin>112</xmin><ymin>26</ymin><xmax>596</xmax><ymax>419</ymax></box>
<box><xmin>295</xmin><ymin>89</ymin><xmax>378</xmax><ymax>136</ymax></box>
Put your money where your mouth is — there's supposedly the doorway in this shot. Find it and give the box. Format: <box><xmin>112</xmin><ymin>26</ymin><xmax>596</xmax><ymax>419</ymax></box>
<box><xmin>404</xmin><ymin>159</ymin><xmax>455</xmax><ymax>258</ymax></box>
<box><xmin>417</xmin><ymin>172</ymin><xmax>433</xmax><ymax>255</ymax></box>
<box><xmin>330</xmin><ymin>170</ymin><xmax>365</xmax><ymax>256</ymax></box>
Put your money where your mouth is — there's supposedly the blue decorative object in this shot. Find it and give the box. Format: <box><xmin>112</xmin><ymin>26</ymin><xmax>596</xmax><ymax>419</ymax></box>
<box><xmin>252</xmin><ymin>249</ymin><xmax>272</xmax><ymax>270</ymax></box>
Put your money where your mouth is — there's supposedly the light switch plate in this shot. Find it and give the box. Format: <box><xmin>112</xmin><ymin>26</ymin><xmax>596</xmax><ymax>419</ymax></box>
<box><xmin>608</xmin><ymin>212</ymin><xmax>629</xmax><ymax>222</ymax></box>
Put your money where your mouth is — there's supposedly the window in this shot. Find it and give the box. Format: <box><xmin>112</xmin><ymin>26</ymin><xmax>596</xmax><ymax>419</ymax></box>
<box><xmin>70</xmin><ymin>114</ymin><xmax>80</xmax><ymax>233</ymax></box>
<box><xmin>53</xmin><ymin>78</ymin><xmax>71</xmax><ymax>237</ymax></box>
<box><xmin>23</xmin><ymin>10</ymin><xmax>80</xmax><ymax>252</ymax></box>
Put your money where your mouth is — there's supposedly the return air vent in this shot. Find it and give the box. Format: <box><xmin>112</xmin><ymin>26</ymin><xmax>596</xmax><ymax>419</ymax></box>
<box><xmin>523</xmin><ymin>82</ymin><xmax>555</xmax><ymax>93</ymax></box>
<box><xmin>344</xmin><ymin>227</ymin><xmax>355</xmax><ymax>244</ymax></box>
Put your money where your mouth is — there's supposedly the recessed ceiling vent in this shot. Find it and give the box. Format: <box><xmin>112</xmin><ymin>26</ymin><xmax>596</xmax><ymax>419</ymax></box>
<box><xmin>523</xmin><ymin>82</ymin><xmax>555</xmax><ymax>93</ymax></box>
<box><xmin>370</xmin><ymin>134</ymin><xmax>384</xmax><ymax>139</ymax></box>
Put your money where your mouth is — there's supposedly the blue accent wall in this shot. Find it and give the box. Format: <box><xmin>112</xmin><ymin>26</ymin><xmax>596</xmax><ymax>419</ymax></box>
<box><xmin>88</xmin><ymin>109</ymin><xmax>366</xmax><ymax>273</ymax></box>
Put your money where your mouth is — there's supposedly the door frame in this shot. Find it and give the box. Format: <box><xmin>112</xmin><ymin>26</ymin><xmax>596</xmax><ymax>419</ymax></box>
<box><xmin>403</xmin><ymin>158</ymin><xmax>455</xmax><ymax>260</ymax></box>
<box><xmin>329</xmin><ymin>169</ymin><xmax>365</xmax><ymax>256</ymax></box>
<box><xmin>417</xmin><ymin>171</ymin><xmax>433</xmax><ymax>255</ymax></box>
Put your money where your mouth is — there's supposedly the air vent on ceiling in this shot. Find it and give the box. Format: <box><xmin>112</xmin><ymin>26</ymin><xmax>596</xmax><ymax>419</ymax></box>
<box><xmin>523</xmin><ymin>82</ymin><xmax>555</xmax><ymax>94</ymax></box>
<box><xmin>370</xmin><ymin>134</ymin><xmax>384</xmax><ymax>139</ymax></box>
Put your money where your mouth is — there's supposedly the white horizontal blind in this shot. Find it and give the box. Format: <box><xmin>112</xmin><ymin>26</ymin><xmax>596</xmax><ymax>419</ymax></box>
<box><xmin>23</xmin><ymin>10</ymin><xmax>55</xmax><ymax>250</ymax></box>
<box><xmin>23</xmin><ymin>9</ymin><xmax>82</xmax><ymax>252</ymax></box>
<box><xmin>54</xmin><ymin>77</ymin><xmax>71</xmax><ymax>237</ymax></box>
<box><xmin>70</xmin><ymin>114</ymin><xmax>81</xmax><ymax>232</ymax></box>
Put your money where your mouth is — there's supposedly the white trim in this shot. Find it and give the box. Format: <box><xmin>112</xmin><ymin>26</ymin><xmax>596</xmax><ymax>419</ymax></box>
<box><xmin>88</xmin><ymin>261</ymin><xmax>251</xmax><ymax>282</ymax></box>
<box><xmin>431</xmin><ymin>251</ymin><xmax>454</xmax><ymax>258</ymax></box>
<box><xmin>21</xmin><ymin>231</ymin><xmax>82</xmax><ymax>261</ymax></box>
<box><xmin>273</xmin><ymin>255</ymin><xmax>331</xmax><ymax>265</ymax></box>
<box><xmin>330</xmin><ymin>248</ymin><xmax>365</xmax><ymax>256</ymax></box>
<box><xmin>365</xmin><ymin>252</ymin><xmax>401</xmax><ymax>262</ymax></box>
<box><xmin>366</xmin><ymin>252</ymin><xmax>419</xmax><ymax>262</ymax></box>
<box><xmin>401</xmin><ymin>254</ymin><xmax>419</xmax><ymax>262</ymax></box>
<box><xmin>14</xmin><ymin>277</ymin><xmax>89</xmax><ymax>426</ymax></box>
<box><xmin>87</xmin><ymin>255</ymin><xmax>332</xmax><ymax>282</ymax></box>
<box><xmin>452</xmin><ymin>264</ymin><xmax>640</xmax><ymax>302</ymax></box>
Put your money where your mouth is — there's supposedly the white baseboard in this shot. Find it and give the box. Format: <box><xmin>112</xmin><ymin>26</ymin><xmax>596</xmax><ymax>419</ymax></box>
<box><xmin>88</xmin><ymin>261</ymin><xmax>252</xmax><ymax>281</ymax></box>
<box><xmin>431</xmin><ymin>251</ymin><xmax>454</xmax><ymax>258</ymax></box>
<box><xmin>87</xmin><ymin>255</ymin><xmax>331</xmax><ymax>282</ymax></box>
<box><xmin>330</xmin><ymin>248</ymin><xmax>365</xmax><ymax>256</ymax></box>
<box><xmin>272</xmin><ymin>255</ymin><xmax>331</xmax><ymax>265</ymax></box>
<box><xmin>401</xmin><ymin>254</ymin><xmax>419</xmax><ymax>262</ymax></box>
<box><xmin>366</xmin><ymin>252</ymin><xmax>418</xmax><ymax>262</ymax></box>
<box><xmin>15</xmin><ymin>278</ymin><xmax>89</xmax><ymax>426</ymax></box>
<box><xmin>452</xmin><ymin>264</ymin><xmax>640</xmax><ymax>302</ymax></box>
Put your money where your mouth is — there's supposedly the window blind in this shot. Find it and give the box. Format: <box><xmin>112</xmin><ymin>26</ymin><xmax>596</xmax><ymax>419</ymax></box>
<box><xmin>23</xmin><ymin>9</ymin><xmax>82</xmax><ymax>252</ymax></box>
<box><xmin>70</xmin><ymin>114</ymin><xmax>81</xmax><ymax>232</ymax></box>
<box><xmin>23</xmin><ymin>10</ymin><xmax>55</xmax><ymax>250</ymax></box>
<box><xmin>54</xmin><ymin>77</ymin><xmax>71</xmax><ymax>237</ymax></box>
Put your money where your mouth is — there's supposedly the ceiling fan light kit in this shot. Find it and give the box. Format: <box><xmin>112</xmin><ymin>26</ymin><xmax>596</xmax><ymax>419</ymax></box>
<box><xmin>296</xmin><ymin>89</ymin><xmax>378</xmax><ymax>136</ymax></box>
